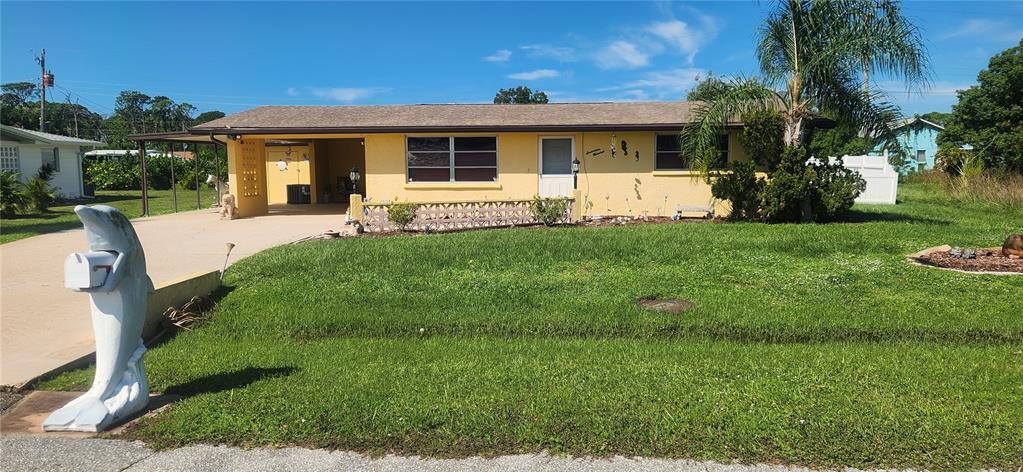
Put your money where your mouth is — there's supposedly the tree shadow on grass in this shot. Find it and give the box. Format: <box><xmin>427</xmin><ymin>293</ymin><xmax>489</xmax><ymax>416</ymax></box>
<box><xmin>835</xmin><ymin>209</ymin><xmax>950</xmax><ymax>225</ymax></box>
<box><xmin>164</xmin><ymin>366</ymin><xmax>298</xmax><ymax>397</ymax></box>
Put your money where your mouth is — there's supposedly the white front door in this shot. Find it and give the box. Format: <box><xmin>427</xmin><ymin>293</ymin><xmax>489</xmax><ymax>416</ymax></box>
<box><xmin>539</xmin><ymin>137</ymin><xmax>574</xmax><ymax>197</ymax></box>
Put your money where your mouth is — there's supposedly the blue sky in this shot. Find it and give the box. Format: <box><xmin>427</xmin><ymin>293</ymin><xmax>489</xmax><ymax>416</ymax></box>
<box><xmin>2</xmin><ymin>1</ymin><xmax>1021</xmax><ymax>118</ymax></box>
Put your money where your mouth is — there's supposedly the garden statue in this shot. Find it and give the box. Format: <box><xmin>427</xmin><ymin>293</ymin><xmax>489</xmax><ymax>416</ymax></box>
<box><xmin>1003</xmin><ymin>234</ymin><xmax>1023</xmax><ymax>258</ymax></box>
<box><xmin>43</xmin><ymin>205</ymin><xmax>153</xmax><ymax>432</ymax></box>
<box><xmin>220</xmin><ymin>193</ymin><xmax>238</xmax><ymax>220</ymax></box>
<box><xmin>206</xmin><ymin>174</ymin><xmax>229</xmax><ymax>206</ymax></box>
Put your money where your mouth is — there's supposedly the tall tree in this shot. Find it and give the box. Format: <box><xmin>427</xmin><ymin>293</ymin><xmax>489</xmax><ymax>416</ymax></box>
<box><xmin>686</xmin><ymin>73</ymin><xmax>733</xmax><ymax>102</ymax></box>
<box><xmin>1</xmin><ymin>82</ymin><xmax>38</xmax><ymax>107</ymax></box>
<box><xmin>194</xmin><ymin>110</ymin><xmax>226</xmax><ymax>125</ymax></box>
<box><xmin>919</xmin><ymin>111</ymin><xmax>952</xmax><ymax>126</ymax></box>
<box><xmin>681</xmin><ymin>0</ymin><xmax>929</xmax><ymax>167</ymax></box>
<box><xmin>937</xmin><ymin>39</ymin><xmax>1023</xmax><ymax>173</ymax></box>
<box><xmin>114</xmin><ymin>91</ymin><xmax>151</xmax><ymax>134</ymax></box>
<box><xmin>493</xmin><ymin>86</ymin><xmax>549</xmax><ymax>104</ymax></box>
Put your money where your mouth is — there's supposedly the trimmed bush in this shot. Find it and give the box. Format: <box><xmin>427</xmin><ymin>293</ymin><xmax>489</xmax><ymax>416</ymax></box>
<box><xmin>529</xmin><ymin>196</ymin><xmax>569</xmax><ymax>226</ymax></box>
<box><xmin>387</xmin><ymin>201</ymin><xmax>418</xmax><ymax>232</ymax></box>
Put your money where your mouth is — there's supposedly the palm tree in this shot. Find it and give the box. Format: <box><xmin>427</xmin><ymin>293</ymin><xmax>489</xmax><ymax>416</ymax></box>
<box><xmin>681</xmin><ymin>0</ymin><xmax>930</xmax><ymax>169</ymax></box>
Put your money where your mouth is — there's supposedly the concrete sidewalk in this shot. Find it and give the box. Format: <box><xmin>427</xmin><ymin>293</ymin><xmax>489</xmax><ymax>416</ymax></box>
<box><xmin>0</xmin><ymin>437</ymin><xmax>889</xmax><ymax>472</ymax></box>
<box><xmin>1</xmin><ymin>207</ymin><xmax>349</xmax><ymax>386</ymax></box>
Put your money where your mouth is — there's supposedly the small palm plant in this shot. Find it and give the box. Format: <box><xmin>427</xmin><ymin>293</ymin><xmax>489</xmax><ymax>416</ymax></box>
<box><xmin>24</xmin><ymin>176</ymin><xmax>56</xmax><ymax>212</ymax></box>
<box><xmin>0</xmin><ymin>171</ymin><xmax>27</xmax><ymax>218</ymax></box>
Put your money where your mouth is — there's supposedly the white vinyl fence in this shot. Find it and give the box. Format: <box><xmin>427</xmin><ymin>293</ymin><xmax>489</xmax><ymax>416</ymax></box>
<box><xmin>830</xmin><ymin>151</ymin><xmax>898</xmax><ymax>204</ymax></box>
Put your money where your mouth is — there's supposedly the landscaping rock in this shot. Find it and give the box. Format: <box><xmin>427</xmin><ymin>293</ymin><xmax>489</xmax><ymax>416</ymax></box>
<box><xmin>1003</xmin><ymin>234</ymin><xmax>1023</xmax><ymax>257</ymax></box>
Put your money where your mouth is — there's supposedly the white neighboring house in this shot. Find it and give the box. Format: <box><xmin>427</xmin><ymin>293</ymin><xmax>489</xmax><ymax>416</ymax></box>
<box><xmin>0</xmin><ymin>124</ymin><xmax>104</xmax><ymax>199</ymax></box>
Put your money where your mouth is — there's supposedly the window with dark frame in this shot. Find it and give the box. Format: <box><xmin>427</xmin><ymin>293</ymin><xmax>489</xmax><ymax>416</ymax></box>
<box><xmin>655</xmin><ymin>134</ymin><xmax>729</xmax><ymax>170</ymax></box>
<box><xmin>41</xmin><ymin>147</ymin><xmax>60</xmax><ymax>172</ymax></box>
<box><xmin>655</xmin><ymin>134</ymin><xmax>684</xmax><ymax>170</ymax></box>
<box><xmin>407</xmin><ymin>136</ymin><xmax>497</xmax><ymax>182</ymax></box>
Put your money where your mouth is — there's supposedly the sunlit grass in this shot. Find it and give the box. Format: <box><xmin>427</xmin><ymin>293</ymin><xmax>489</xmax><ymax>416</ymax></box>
<box><xmin>39</xmin><ymin>182</ymin><xmax>1023</xmax><ymax>469</ymax></box>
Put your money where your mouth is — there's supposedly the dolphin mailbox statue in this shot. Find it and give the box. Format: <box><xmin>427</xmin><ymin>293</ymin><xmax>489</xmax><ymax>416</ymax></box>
<box><xmin>43</xmin><ymin>205</ymin><xmax>153</xmax><ymax>432</ymax></box>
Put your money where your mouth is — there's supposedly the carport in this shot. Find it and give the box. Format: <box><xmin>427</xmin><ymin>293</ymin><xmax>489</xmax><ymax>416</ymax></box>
<box><xmin>126</xmin><ymin>131</ymin><xmax>227</xmax><ymax>216</ymax></box>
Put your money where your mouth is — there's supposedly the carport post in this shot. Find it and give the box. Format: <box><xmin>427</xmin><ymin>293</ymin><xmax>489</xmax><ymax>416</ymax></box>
<box><xmin>193</xmin><ymin>143</ymin><xmax>201</xmax><ymax>209</ymax></box>
<box><xmin>168</xmin><ymin>142</ymin><xmax>177</xmax><ymax>213</ymax></box>
<box><xmin>139</xmin><ymin>141</ymin><xmax>149</xmax><ymax>217</ymax></box>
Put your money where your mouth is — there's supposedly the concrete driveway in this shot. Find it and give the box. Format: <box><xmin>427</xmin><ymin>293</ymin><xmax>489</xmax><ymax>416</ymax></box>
<box><xmin>1</xmin><ymin>206</ymin><xmax>349</xmax><ymax>387</ymax></box>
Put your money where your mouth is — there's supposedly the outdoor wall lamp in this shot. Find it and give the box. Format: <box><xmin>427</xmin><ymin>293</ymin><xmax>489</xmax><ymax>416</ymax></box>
<box><xmin>572</xmin><ymin>157</ymin><xmax>580</xmax><ymax>189</ymax></box>
<box><xmin>350</xmin><ymin>166</ymin><xmax>362</xmax><ymax>194</ymax></box>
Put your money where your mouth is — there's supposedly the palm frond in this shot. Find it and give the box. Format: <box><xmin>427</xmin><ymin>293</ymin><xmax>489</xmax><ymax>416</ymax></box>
<box><xmin>681</xmin><ymin>77</ymin><xmax>780</xmax><ymax>174</ymax></box>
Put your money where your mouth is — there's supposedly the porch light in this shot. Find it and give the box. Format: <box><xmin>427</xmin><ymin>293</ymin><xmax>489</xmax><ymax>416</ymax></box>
<box><xmin>350</xmin><ymin>166</ymin><xmax>362</xmax><ymax>183</ymax></box>
<box><xmin>571</xmin><ymin>158</ymin><xmax>580</xmax><ymax>174</ymax></box>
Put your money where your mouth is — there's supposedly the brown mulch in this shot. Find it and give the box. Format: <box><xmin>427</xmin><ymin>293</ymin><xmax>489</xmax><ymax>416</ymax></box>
<box><xmin>914</xmin><ymin>247</ymin><xmax>1023</xmax><ymax>273</ymax></box>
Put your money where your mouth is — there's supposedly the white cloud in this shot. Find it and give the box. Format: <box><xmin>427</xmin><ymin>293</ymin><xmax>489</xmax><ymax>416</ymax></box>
<box><xmin>941</xmin><ymin>19</ymin><xmax>1023</xmax><ymax>42</ymax></box>
<box><xmin>483</xmin><ymin>49</ymin><xmax>512</xmax><ymax>62</ymax></box>
<box><xmin>507</xmin><ymin>69</ymin><xmax>560</xmax><ymax>80</ymax></box>
<box><xmin>647</xmin><ymin>17</ymin><xmax>719</xmax><ymax>64</ymax></box>
<box><xmin>520</xmin><ymin>44</ymin><xmax>578</xmax><ymax>61</ymax></box>
<box><xmin>595</xmin><ymin>41</ymin><xmax>649</xmax><ymax>70</ymax></box>
<box><xmin>599</xmin><ymin>68</ymin><xmax>705</xmax><ymax>100</ymax></box>
<box><xmin>285</xmin><ymin>87</ymin><xmax>299</xmax><ymax>97</ymax></box>
<box><xmin>308</xmin><ymin>87</ymin><xmax>390</xmax><ymax>103</ymax></box>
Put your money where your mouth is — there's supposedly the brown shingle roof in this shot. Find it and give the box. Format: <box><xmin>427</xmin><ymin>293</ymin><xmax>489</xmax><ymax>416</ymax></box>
<box><xmin>190</xmin><ymin>102</ymin><xmax>711</xmax><ymax>134</ymax></box>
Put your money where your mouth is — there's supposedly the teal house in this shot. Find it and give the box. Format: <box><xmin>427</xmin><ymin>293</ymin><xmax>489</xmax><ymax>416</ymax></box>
<box><xmin>874</xmin><ymin>117</ymin><xmax>944</xmax><ymax>172</ymax></box>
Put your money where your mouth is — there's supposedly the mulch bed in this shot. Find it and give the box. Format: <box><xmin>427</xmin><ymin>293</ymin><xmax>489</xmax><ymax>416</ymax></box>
<box><xmin>913</xmin><ymin>247</ymin><xmax>1023</xmax><ymax>274</ymax></box>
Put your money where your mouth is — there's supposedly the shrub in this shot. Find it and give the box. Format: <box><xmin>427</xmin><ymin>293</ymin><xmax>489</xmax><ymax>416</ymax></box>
<box><xmin>86</xmin><ymin>156</ymin><xmax>141</xmax><ymax>190</ymax></box>
<box><xmin>813</xmin><ymin>158</ymin><xmax>867</xmax><ymax>220</ymax></box>
<box><xmin>739</xmin><ymin>110</ymin><xmax>785</xmax><ymax>172</ymax></box>
<box><xmin>711</xmin><ymin>161</ymin><xmax>764</xmax><ymax>220</ymax></box>
<box><xmin>760</xmin><ymin>147</ymin><xmax>865</xmax><ymax>223</ymax></box>
<box><xmin>387</xmin><ymin>201</ymin><xmax>418</xmax><ymax>232</ymax></box>
<box><xmin>0</xmin><ymin>171</ymin><xmax>27</xmax><ymax>217</ymax></box>
<box><xmin>86</xmin><ymin>153</ymin><xmax>220</xmax><ymax>191</ymax></box>
<box><xmin>529</xmin><ymin>196</ymin><xmax>569</xmax><ymax>226</ymax></box>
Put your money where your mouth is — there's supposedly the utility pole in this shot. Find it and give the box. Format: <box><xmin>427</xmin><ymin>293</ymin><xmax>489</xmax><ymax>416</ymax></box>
<box><xmin>35</xmin><ymin>49</ymin><xmax>54</xmax><ymax>132</ymax></box>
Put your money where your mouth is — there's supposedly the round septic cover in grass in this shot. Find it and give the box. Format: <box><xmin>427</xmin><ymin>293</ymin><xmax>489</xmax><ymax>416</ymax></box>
<box><xmin>638</xmin><ymin>297</ymin><xmax>695</xmax><ymax>313</ymax></box>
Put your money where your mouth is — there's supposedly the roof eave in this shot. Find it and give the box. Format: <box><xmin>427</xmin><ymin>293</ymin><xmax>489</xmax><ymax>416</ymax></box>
<box><xmin>188</xmin><ymin>122</ymin><xmax>742</xmax><ymax>135</ymax></box>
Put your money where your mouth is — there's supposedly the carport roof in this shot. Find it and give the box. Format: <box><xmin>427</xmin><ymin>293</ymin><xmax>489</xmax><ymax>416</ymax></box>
<box><xmin>187</xmin><ymin>101</ymin><xmax>737</xmax><ymax>134</ymax></box>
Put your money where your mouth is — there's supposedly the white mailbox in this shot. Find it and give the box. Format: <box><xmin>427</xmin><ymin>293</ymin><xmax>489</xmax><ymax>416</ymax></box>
<box><xmin>64</xmin><ymin>251</ymin><xmax>116</xmax><ymax>289</ymax></box>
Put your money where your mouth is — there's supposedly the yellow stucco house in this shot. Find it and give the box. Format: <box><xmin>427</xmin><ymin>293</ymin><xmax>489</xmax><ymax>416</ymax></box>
<box><xmin>145</xmin><ymin>102</ymin><xmax>748</xmax><ymax>221</ymax></box>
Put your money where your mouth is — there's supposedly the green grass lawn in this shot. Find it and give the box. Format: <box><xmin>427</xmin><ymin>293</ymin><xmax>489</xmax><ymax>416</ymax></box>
<box><xmin>39</xmin><ymin>182</ymin><xmax>1022</xmax><ymax>469</ymax></box>
<box><xmin>0</xmin><ymin>189</ymin><xmax>217</xmax><ymax>244</ymax></box>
